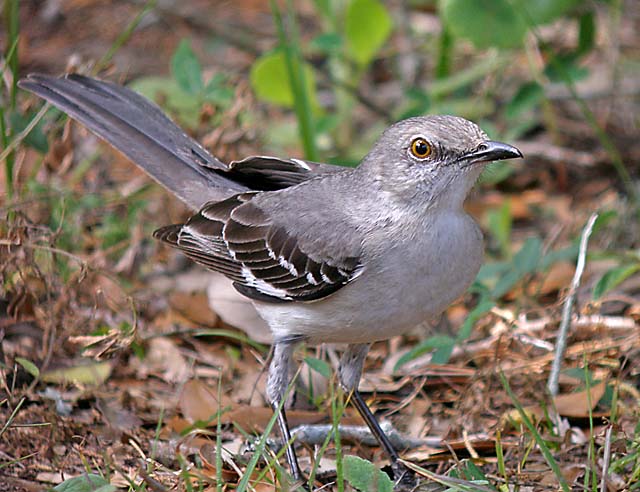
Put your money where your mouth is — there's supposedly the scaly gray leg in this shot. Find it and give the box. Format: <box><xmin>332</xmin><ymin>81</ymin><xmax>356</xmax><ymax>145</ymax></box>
<box><xmin>339</xmin><ymin>343</ymin><xmax>413</xmax><ymax>483</ymax></box>
<box><xmin>266</xmin><ymin>341</ymin><xmax>305</xmax><ymax>484</ymax></box>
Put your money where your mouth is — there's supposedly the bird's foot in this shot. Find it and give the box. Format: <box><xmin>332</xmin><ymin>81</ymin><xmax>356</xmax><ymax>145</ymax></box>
<box><xmin>391</xmin><ymin>461</ymin><xmax>418</xmax><ymax>490</ymax></box>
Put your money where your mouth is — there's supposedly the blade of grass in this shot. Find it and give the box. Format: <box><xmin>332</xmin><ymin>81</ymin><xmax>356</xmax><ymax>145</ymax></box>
<box><xmin>3</xmin><ymin>0</ymin><xmax>19</xmax><ymax>109</ymax></box>
<box><xmin>94</xmin><ymin>0</ymin><xmax>158</xmax><ymax>73</ymax></box>
<box><xmin>499</xmin><ymin>371</ymin><xmax>570</xmax><ymax>492</ymax></box>
<box><xmin>0</xmin><ymin>396</ymin><xmax>25</xmax><ymax>439</ymax></box>
<box><xmin>270</xmin><ymin>0</ymin><xmax>318</xmax><ymax>161</ymax></box>
<box><xmin>216</xmin><ymin>375</ymin><xmax>223</xmax><ymax>492</ymax></box>
<box><xmin>495</xmin><ymin>430</ymin><xmax>508</xmax><ymax>488</ymax></box>
<box><xmin>333</xmin><ymin>387</ymin><xmax>345</xmax><ymax>492</ymax></box>
<box><xmin>583</xmin><ymin>357</ymin><xmax>598</xmax><ymax>491</ymax></box>
<box><xmin>0</xmin><ymin>102</ymin><xmax>50</xmax><ymax>165</ymax></box>
<box><xmin>400</xmin><ymin>460</ymin><xmax>496</xmax><ymax>492</ymax></box>
<box><xmin>236</xmin><ymin>373</ymin><xmax>298</xmax><ymax>492</ymax></box>
<box><xmin>1</xmin><ymin>34</ymin><xmax>20</xmax><ymax>199</ymax></box>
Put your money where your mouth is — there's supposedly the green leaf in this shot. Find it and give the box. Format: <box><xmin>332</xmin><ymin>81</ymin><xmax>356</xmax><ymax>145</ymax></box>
<box><xmin>577</xmin><ymin>11</ymin><xmax>596</xmax><ymax>55</ymax></box>
<box><xmin>394</xmin><ymin>335</ymin><xmax>456</xmax><ymax>371</ymax></box>
<box><xmin>304</xmin><ymin>356</ymin><xmax>332</xmax><ymax>378</ymax></box>
<box><xmin>310</xmin><ymin>33</ymin><xmax>343</xmax><ymax>54</ymax></box>
<box><xmin>53</xmin><ymin>474</ymin><xmax>114</xmax><ymax>492</ymax></box>
<box><xmin>10</xmin><ymin>111</ymin><xmax>49</xmax><ymax>153</ymax></box>
<box><xmin>250</xmin><ymin>51</ymin><xmax>319</xmax><ymax>110</ymax></box>
<box><xmin>440</xmin><ymin>0</ymin><xmax>526</xmax><ymax>49</ymax></box>
<box><xmin>345</xmin><ymin>0</ymin><xmax>393</xmax><ymax>66</ymax></box>
<box><xmin>506</xmin><ymin>82</ymin><xmax>544</xmax><ymax>120</ymax></box>
<box><xmin>203</xmin><ymin>73</ymin><xmax>234</xmax><ymax>105</ymax></box>
<box><xmin>486</xmin><ymin>201</ymin><xmax>513</xmax><ymax>258</ymax></box>
<box><xmin>514</xmin><ymin>0</ymin><xmax>581</xmax><ymax>25</ymax></box>
<box><xmin>171</xmin><ymin>39</ymin><xmax>203</xmax><ymax>96</ymax></box>
<box><xmin>15</xmin><ymin>357</ymin><xmax>39</xmax><ymax>378</ymax></box>
<box><xmin>513</xmin><ymin>237</ymin><xmax>542</xmax><ymax>274</ymax></box>
<box><xmin>457</xmin><ymin>298</ymin><xmax>495</xmax><ymax>342</ymax></box>
<box><xmin>593</xmin><ymin>264</ymin><xmax>640</xmax><ymax>299</ymax></box>
<box><xmin>343</xmin><ymin>455</ymin><xmax>394</xmax><ymax>492</ymax></box>
<box><xmin>544</xmin><ymin>53</ymin><xmax>589</xmax><ymax>83</ymax></box>
<box><xmin>490</xmin><ymin>237</ymin><xmax>542</xmax><ymax>298</ymax></box>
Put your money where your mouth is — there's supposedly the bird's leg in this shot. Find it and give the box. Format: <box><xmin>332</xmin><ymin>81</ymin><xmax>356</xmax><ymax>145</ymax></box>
<box><xmin>266</xmin><ymin>341</ymin><xmax>305</xmax><ymax>484</ymax></box>
<box><xmin>339</xmin><ymin>343</ymin><xmax>413</xmax><ymax>483</ymax></box>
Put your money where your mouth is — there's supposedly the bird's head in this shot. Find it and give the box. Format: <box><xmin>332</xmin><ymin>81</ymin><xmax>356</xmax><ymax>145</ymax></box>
<box><xmin>359</xmin><ymin>115</ymin><xmax>523</xmax><ymax>209</ymax></box>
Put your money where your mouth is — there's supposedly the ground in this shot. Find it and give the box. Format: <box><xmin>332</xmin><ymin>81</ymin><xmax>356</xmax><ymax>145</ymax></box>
<box><xmin>1</xmin><ymin>1</ymin><xmax>639</xmax><ymax>491</ymax></box>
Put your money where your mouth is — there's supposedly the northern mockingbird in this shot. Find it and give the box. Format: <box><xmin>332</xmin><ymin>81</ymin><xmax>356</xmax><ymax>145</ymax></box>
<box><xmin>20</xmin><ymin>74</ymin><xmax>523</xmax><ymax>487</ymax></box>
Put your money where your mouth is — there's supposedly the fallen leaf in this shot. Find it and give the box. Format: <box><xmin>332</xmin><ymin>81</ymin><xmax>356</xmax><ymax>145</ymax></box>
<box><xmin>207</xmin><ymin>274</ymin><xmax>273</xmax><ymax>343</ymax></box>
<box><xmin>502</xmin><ymin>380</ymin><xmax>609</xmax><ymax>425</ymax></box>
<box><xmin>169</xmin><ymin>291</ymin><xmax>219</xmax><ymax>327</ymax></box>
<box><xmin>41</xmin><ymin>361</ymin><xmax>112</xmax><ymax>385</ymax></box>
<box><xmin>553</xmin><ymin>380</ymin><xmax>608</xmax><ymax>417</ymax></box>
<box><xmin>180</xmin><ymin>379</ymin><xmax>227</xmax><ymax>423</ymax></box>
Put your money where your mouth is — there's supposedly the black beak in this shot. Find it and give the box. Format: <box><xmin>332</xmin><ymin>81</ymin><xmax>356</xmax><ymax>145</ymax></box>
<box><xmin>465</xmin><ymin>140</ymin><xmax>523</xmax><ymax>164</ymax></box>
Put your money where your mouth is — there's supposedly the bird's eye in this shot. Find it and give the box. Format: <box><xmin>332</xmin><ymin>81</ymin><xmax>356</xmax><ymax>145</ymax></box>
<box><xmin>410</xmin><ymin>138</ymin><xmax>432</xmax><ymax>159</ymax></box>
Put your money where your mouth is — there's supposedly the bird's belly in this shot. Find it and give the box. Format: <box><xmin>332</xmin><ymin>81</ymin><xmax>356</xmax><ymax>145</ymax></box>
<box><xmin>254</xmin><ymin>212</ymin><xmax>484</xmax><ymax>345</ymax></box>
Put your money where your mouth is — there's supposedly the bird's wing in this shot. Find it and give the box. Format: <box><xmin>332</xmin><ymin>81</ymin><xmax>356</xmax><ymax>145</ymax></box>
<box><xmin>18</xmin><ymin>74</ymin><xmax>342</xmax><ymax>209</ymax></box>
<box><xmin>228</xmin><ymin>155</ymin><xmax>343</xmax><ymax>190</ymax></box>
<box><xmin>154</xmin><ymin>191</ymin><xmax>364</xmax><ymax>303</ymax></box>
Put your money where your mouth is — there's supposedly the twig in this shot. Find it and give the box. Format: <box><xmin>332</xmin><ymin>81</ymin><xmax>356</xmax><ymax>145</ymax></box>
<box><xmin>600</xmin><ymin>425</ymin><xmax>613</xmax><ymax>492</ymax></box>
<box><xmin>290</xmin><ymin>422</ymin><xmax>444</xmax><ymax>450</ymax></box>
<box><xmin>547</xmin><ymin>213</ymin><xmax>598</xmax><ymax>396</ymax></box>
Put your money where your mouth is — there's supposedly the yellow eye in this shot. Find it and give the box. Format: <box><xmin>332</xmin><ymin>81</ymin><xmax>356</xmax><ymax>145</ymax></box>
<box><xmin>410</xmin><ymin>138</ymin><xmax>432</xmax><ymax>159</ymax></box>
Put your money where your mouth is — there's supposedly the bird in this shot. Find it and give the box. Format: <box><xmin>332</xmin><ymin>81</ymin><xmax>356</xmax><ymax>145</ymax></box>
<box><xmin>19</xmin><ymin>73</ymin><xmax>523</xmax><ymax>488</ymax></box>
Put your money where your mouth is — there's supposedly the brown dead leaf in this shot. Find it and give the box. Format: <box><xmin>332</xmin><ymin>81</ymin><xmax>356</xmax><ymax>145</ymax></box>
<box><xmin>207</xmin><ymin>274</ymin><xmax>273</xmax><ymax>343</ymax></box>
<box><xmin>537</xmin><ymin>261</ymin><xmax>576</xmax><ymax>295</ymax></box>
<box><xmin>553</xmin><ymin>380</ymin><xmax>608</xmax><ymax>417</ymax></box>
<box><xmin>139</xmin><ymin>337</ymin><xmax>190</xmax><ymax>383</ymax></box>
<box><xmin>225</xmin><ymin>406</ymin><xmax>329</xmax><ymax>433</ymax></box>
<box><xmin>502</xmin><ymin>380</ymin><xmax>609</xmax><ymax>425</ymax></box>
<box><xmin>180</xmin><ymin>379</ymin><xmax>229</xmax><ymax>423</ymax></box>
<box><xmin>169</xmin><ymin>291</ymin><xmax>219</xmax><ymax>328</ymax></box>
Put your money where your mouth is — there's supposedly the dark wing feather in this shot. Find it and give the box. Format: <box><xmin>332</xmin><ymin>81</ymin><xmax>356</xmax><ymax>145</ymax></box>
<box><xmin>154</xmin><ymin>193</ymin><xmax>363</xmax><ymax>303</ymax></box>
<box><xmin>227</xmin><ymin>155</ymin><xmax>343</xmax><ymax>190</ymax></box>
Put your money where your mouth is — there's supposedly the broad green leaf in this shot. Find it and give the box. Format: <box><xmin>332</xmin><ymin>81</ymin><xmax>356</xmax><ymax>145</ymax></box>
<box><xmin>544</xmin><ymin>53</ymin><xmax>589</xmax><ymax>83</ymax></box>
<box><xmin>513</xmin><ymin>237</ymin><xmax>542</xmax><ymax>274</ymax></box>
<box><xmin>344</xmin><ymin>455</ymin><xmax>394</xmax><ymax>492</ymax></box>
<box><xmin>310</xmin><ymin>33</ymin><xmax>343</xmax><ymax>54</ymax></box>
<box><xmin>15</xmin><ymin>357</ymin><xmax>39</xmax><ymax>378</ymax></box>
<box><xmin>345</xmin><ymin>0</ymin><xmax>393</xmax><ymax>66</ymax></box>
<box><xmin>53</xmin><ymin>474</ymin><xmax>115</xmax><ymax>492</ymax></box>
<box><xmin>204</xmin><ymin>73</ymin><xmax>234</xmax><ymax>105</ymax></box>
<box><xmin>506</xmin><ymin>82</ymin><xmax>544</xmax><ymax>120</ymax></box>
<box><xmin>171</xmin><ymin>39</ymin><xmax>203</xmax><ymax>95</ymax></box>
<box><xmin>593</xmin><ymin>264</ymin><xmax>640</xmax><ymax>299</ymax></box>
<box><xmin>394</xmin><ymin>335</ymin><xmax>456</xmax><ymax>371</ymax></box>
<box><xmin>440</xmin><ymin>0</ymin><xmax>526</xmax><ymax>49</ymax></box>
<box><xmin>250</xmin><ymin>51</ymin><xmax>319</xmax><ymax>110</ymax></box>
<box><xmin>513</xmin><ymin>0</ymin><xmax>581</xmax><ymax>25</ymax></box>
<box><xmin>42</xmin><ymin>361</ymin><xmax>112</xmax><ymax>385</ymax></box>
<box><xmin>490</xmin><ymin>237</ymin><xmax>542</xmax><ymax>298</ymax></box>
<box><xmin>304</xmin><ymin>356</ymin><xmax>332</xmax><ymax>378</ymax></box>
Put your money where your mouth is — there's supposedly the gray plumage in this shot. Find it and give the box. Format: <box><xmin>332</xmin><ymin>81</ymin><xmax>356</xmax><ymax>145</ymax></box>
<box><xmin>19</xmin><ymin>73</ymin><xmax>523</xmax><ymax>486</ymax></box>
